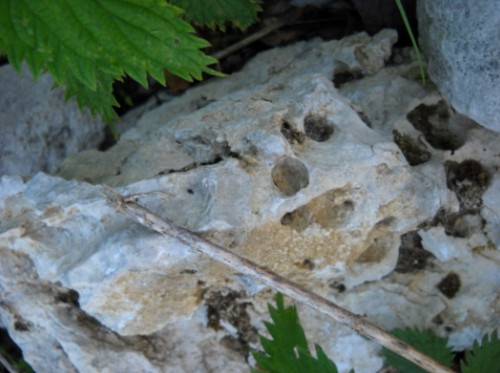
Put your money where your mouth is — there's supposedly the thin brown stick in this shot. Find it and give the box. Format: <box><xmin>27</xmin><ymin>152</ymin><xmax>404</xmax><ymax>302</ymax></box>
<box><xmin>102</xmin><ymin>187</ymin><xmax>453</xmax><ymax>373</ymax></box>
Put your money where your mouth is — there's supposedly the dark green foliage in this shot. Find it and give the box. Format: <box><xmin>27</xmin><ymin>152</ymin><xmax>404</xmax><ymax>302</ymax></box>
<box><xmin>461</xmin><ymin>330</ymin><xmax>500</xmax><ymax>373</ymax></box>
<box><xmin>0</xmin><ymin>0</ymin><xmax>241</xmax><ymax>135</ymax></box>
<box><xmin>254</xmin><ymin>296</ymin><xmax>499</xmax><ymax>373</ymax></box>
<box><xmin>169</xmin><ymin>0</ymin><xmax>261</xmax><ymax>31</ymax></box>
<box><xmin>252</xmin><ymin>293</ymin><xmax>339</xmax><ymax>373</ymax></box>
<box><xmin>383</xmin><ymin>328</ymin><xmax>453</xmax><ymax>373</ymax></box>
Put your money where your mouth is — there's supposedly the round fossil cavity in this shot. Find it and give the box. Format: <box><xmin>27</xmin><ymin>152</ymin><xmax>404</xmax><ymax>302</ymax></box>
<box><xmin>304</xmin><ymin>114</ymin><xmax>334</xmax><ymax>142</ymax></box>
<box><xmin>271</xmin><ymin>157</ymin><xmax>309</xmax><ymax>196</ymax></box>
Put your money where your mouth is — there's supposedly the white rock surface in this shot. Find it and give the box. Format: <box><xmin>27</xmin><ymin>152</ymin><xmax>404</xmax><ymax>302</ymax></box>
<box><xmin>417</xmin><ymin>0</ymin><xmax>500</xmax><ymax>133</ymax></box>
<box><xmin>1</xmin><ymin>30</ymin><xmax>499</xmax><ymax>373</ymax></box>
<box><xmin>0</xmin><ymin>64</ymin><xmax>106</xmax><ymax>177</ymax></box>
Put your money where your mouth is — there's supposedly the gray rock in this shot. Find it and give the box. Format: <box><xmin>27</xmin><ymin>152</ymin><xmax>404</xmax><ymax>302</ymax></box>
<box><xmin>1</xmin><ymin>30</ymin><xmax>499</xmax><ymax>373</ymax></box>
<box><xmin>0</xmin><ymin>64</ymin><xmax>106</xmax><ymax>178</ymax></box>
<box><xmin>417</xmin><ymin>0</ymin><xmax>500</xmax><ymax>132</ymax></box>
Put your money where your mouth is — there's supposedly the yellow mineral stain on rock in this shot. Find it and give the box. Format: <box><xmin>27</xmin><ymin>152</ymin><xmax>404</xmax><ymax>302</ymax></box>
<box><xmin>234</xmin><ymin>221</ymin><xmax>362</xmax><ymax>279</ymax></box>
<box><xmin>95</xmin><ymin>267</ymin><xmax>203</xmax><ymax>335</ymax></box>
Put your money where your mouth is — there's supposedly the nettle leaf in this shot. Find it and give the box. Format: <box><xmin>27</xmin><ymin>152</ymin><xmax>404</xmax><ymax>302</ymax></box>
<box><xmin>383</xmin><ymin>328</ymin><xmax>453</xmax><ymax>373</ymax></box>
<box><xmin>252</xmin><ymin>293</ymin><xmax>340</xmax><ymax>373</ymax></box>
<box><xmin>169</xmin><ymin>0</ymin><xmax>261</xmax><ymax>31</ymax></box>
<box><xmin>461</xmin><ymin>330</ymin><xmax>500</xmax><ymax>373</ymax></box>
<box><xmin>0</xmin><ymin>0</ymin><xmax>221</xmax><ymax>124</ymax></box>
<box><xmin>64</xmin><ymin>68</ymin><xmax>120</xmax><ymax>137</ymax></box>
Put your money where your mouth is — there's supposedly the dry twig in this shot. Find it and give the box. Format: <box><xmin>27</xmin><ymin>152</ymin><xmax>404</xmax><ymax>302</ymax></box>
<box><xmin>102</xmin><ymin>187</ymin><xmax>453</xmax><ymax>373</ymax></box>
<box><xmin>0</xmin><ymin>352</ymin><xmax>21</xmax><ymax>373</ymax></box>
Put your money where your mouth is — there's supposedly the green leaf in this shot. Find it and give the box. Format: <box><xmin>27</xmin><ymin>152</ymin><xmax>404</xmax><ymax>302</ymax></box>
<box><xmin>394</xmin><ymin>0</ymin><xmax>426</xmax><ymax>85</ymax></box>
<box><xmin>252</xmin><ymin>293</ymin><xmax>339</xmax><ymax>373</ymax></box>
<box><xmin>169</xmin><ymin>0</ymin><xmax>261</xmax><ymax>31</ymax></box>
<box><xmin>383</xmin><ymin>328</ymin><xmax>453</xmax><ymax>373</ymax></box>
<box><xmin>0</xmin><ymin>0</ymin><xmax>222</xmax><ymax>125</ymax></box>
<box><xmin>461</xmin><ymin>330</ymin><xmax>500</xmax><ymax>373</ymax></box>
<box><xmin>64</xmin><ymin>67</ymin><xmax>119</xmax><ymax>137</ymax></box>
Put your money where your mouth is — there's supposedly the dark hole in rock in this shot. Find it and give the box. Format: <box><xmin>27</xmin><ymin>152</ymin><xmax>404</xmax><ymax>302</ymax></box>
<box><xmin>393</xmin><ymin>130</ymin><xmax>431</xmax><ymax>166</ymax></box>
<box><xmin>180</xmin><ymin>268</ymin><xmax>197</xmax><ymax>275</ymax></box>
<box><xmin>332</xmin><ymin>70</ymin><xmax>363</xmax><ymax>87</ymax></box>
<box><xmin>272</xmin><ymin>157</ymin><xmax>309</xmax><ymax>196</ymax></box>
<box><xmin>204</xmin><ymin>290</ymin><xmax>258</xmax><ymax>356</ymax></box>
<box><xmin>303</xmin><ymin>258</ymin><xmax>315</xmax><ymax>270</ymax></box>
<box><xmin>330</xmin><ymin>281</ymin><xmax>346</xmax><ymax>293</ymax></box>
<box><xmin>432</xmin><ymin>314</ymin><xmax>444</xmax><ymax>326</ymax></box>
<box><xmin>444</xmin><ymin>159</ymin><xmax>491</xmax><ymax>212</ymax></box>
<box><xmin>395</xmin><ymin>231</ymin><xmax>435</xmax><ymax>273</ymax></box>
<box><xmin>55</xmin><ymin>289</ymin><xmax>80</xmax><ymax>307</ymax></box>
<box><xmin>281</xmin><ymin>120</ymin><xmax>305</xmax><ymax>145</ymax></box>
<box><xmin>441</xmin><ymin>211</ymin><xmax>484</xmax><ymax>238</ymax></box>
<box><xmin>304</xmin><ymin>114</ymin><xmax>334</xmax><ymax>142</ymax></box>
<box><xmin>295</xmin><ymin>258</ymin><xmax>315</xmax><ymax>270</ymax></box>
<box><xmin>406</xmin><ymin>101</ymin><xmax>465</xmax><ymax>151</ymax></box>
<box><xmin>445</xmin><ymin>159</ymin><xmax>491</xmax><ymax>189</ymax></box>
<box><xmin>220</xmin><ymin>335</ymin><xmax>250</xmax><ymax>356</ymax></box>
<box><xmin>436</xmin><ymin>272</ymin><xmax>461</xmax><ymax>299</ymax></box>
<box><xmin>281</xmin><ymin>206</ymin><xmax>313</xmax><ymax>231</ymax></box>
<box><xmin>14</xmin><ymin>320</ymin><xmax>30</xmax><ymax>332</ymax></box>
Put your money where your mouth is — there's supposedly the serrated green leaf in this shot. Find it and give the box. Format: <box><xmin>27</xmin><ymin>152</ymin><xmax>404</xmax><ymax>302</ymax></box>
<box><xmin>461</xmin><ymin>330</ymin><xmax>500</xmax><ymax>373</ymax></box>
<box><xmin>252</xmin><ymin>293</ymin><xmax>340</xmax><ymax>373</ymax></box>
<box><xmin>169</xmin><ymin>0</ymin><xmax>261</xmax><ymax>31</ymax></box>
<box><xmin>311</xmin><ymin>344</ymin><xmax>339</xmax><ymax>373</ymax></box>
<box><xmin>0</xmin><ymin>0</ymin><xmax>223</xmax><ymax>129</ymax></box>
<box><xmin>383</xmin><ymin>328</ymin><xmax>453</xmax><ymax>373</ymax></box>
<box><xmin>64</xmin><ymin>67</ymin><xmax>118</xmax><ymax>120</ymax></box>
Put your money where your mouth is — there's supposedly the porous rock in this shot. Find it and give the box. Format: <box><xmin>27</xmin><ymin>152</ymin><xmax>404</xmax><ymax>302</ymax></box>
<box><xmin>417</xmin><ymin>0</ymin><xmax>500</xmax><ymax>133</ymax></box>
<box><xmin>0</xmin><ymin>64</ymin><xmax>106</xmax><ymax>177</ymax></box>
<box><xmin>1</xmin><ymin>30</ymin><xmax>499</xmax><ymax>373</ymax></box>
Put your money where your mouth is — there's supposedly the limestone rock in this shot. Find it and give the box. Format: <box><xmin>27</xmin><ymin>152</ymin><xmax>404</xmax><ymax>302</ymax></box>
<box><xmin>0</xmin><ymin>64</ymin><xmax>106</xmax><ymax>178</ymax></box>
<box><xmin>1</xmin><ymin>30</ymin><xmax>499</xmax><ymax>373</ymax></box>
<box><xmin>417</xmin><ymin>0</ymin><xmax>500</xmax><ymax>133</ymax></box>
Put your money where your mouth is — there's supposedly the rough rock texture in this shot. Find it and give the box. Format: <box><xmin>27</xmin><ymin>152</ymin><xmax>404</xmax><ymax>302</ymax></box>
<box><xmin>1</xmin><ymin>30</ymin><xmax>499</xmax><ymax>373</ymax></box>
<box><xmin>417</xmin><ymin>0</ymin><xmax>500</xmax><ymax>133</ymax></box>
<box><xmin>0</xmin><ymin>64</ymin><xmax>106</xmax><ymax>177</ymax></box>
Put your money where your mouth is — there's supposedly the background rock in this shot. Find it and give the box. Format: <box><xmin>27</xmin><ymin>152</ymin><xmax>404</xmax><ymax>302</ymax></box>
<box><xmin>1</xmin><ymin>29</ymin><xmax>499</xmax><ymax>373</ymax></box>
<box><xmin>0</xmin><ymin>64</ymin><xmax>106</xmax><ymax>178</ymax></box>
<box><xmin>417</xmin><ymin>0</ymin><xmax>500</xmax><ymax>133</ymax></box>
<box><xmin>290</xmin><ymin>0</ymin><xmax>418</xmax><ymax>46</ymax></box>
